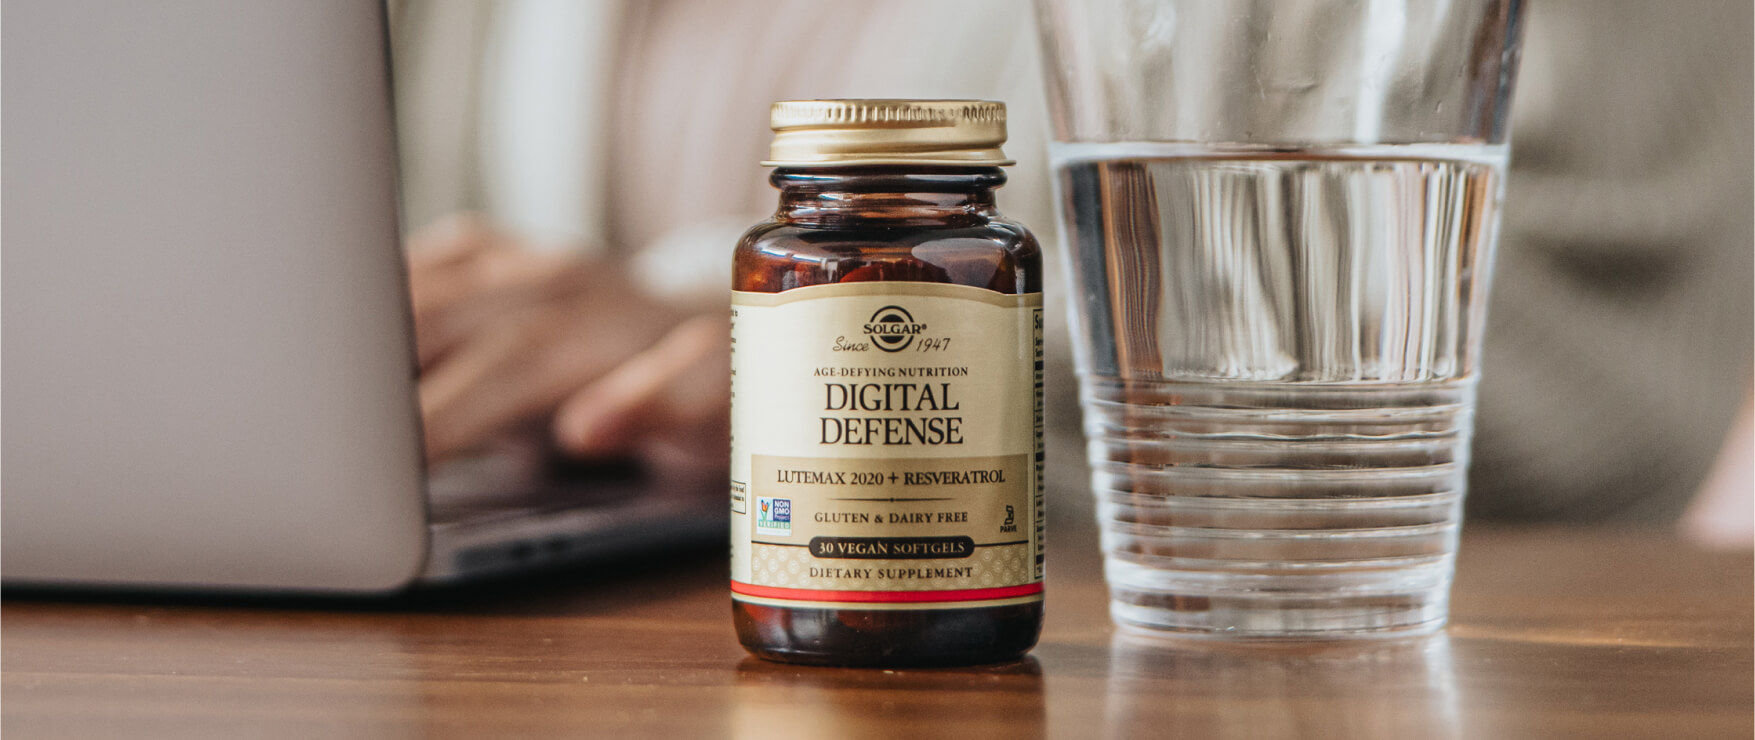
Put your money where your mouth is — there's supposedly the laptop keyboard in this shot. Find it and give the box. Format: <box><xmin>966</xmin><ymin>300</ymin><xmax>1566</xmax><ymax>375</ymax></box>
<box><xmin>425</xmin><ymin>448</ymin><xmax>643</xmax><ymax>526</ymax></box>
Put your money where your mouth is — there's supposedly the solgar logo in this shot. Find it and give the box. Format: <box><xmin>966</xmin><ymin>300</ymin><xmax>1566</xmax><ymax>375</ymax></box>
<box><xmin>862</xmin><ymin>306</ymin><xmax>927</xmax><ymax>353</ymax></box>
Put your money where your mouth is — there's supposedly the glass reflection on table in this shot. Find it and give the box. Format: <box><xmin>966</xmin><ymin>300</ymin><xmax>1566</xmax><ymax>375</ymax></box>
<box><xmin>1104</xmin><ymin>633</ymin><xmax>1459</xmax><ymax>739</ymax></box>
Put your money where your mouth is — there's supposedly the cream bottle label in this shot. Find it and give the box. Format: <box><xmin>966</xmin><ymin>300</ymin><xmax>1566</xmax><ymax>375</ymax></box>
<box><xmin>729</xmin><ymin>282</ymin><xmax>1044</xmax><ymax>610</ymax></box>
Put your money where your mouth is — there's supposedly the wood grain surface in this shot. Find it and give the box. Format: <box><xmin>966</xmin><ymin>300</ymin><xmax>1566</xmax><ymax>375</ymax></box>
<box><xmin>4</xmin><ymin>526</ymin><xmax>1750</xmax><ymax>739</ymax></box>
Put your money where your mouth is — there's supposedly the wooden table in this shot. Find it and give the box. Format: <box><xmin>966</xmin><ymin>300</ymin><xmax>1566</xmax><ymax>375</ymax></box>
<box><xmin>4</xmin><ymin>526</ymin><xmax>1750</xmax><ymax>739</ymax></box>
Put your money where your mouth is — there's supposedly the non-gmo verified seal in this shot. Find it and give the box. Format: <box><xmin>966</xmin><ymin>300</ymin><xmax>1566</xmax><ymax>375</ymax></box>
<box><xmin>756</xmin><ymin>496</ymin><xmax>792</xmax><ymax>536</ymax></box>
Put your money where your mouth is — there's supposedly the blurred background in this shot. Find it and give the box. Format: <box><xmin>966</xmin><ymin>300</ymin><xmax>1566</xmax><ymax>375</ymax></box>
<box><xmin>383</xmin><ymin>0</ymin><xmax>1752</xmax><ymax>545</ymax></box>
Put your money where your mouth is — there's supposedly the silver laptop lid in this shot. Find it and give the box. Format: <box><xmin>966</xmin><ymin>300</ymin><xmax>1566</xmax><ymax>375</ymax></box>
<box><xmin>3</xmin><ymin>0</ymin><xmax>430</xmax><ymax>591</ymax></box>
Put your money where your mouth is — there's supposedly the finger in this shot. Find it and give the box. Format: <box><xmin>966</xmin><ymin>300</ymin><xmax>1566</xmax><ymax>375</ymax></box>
<box><xmin>419</xmin><ymin>325</ymin><xmax>528</xmax><ymax>462</ymax></box>
<box><xmin>407</xmin><ymin>214</ymin><xmax>501</xmax><ymax>332</ymax></box>
<box><xmin>421</xmin><ymin>293</ymin><xmax>651</xmax><ymax>461</ymax></box>
<box><xmin>552</xmin><ymin>314</ymin><xmax>729</xmax><ymax>459</ymax></box>
<box><xmin>409</xmin><ymin>214</ymin><xmax>563</xmax><ymax>322</ymax></box>
<box><xmin>412</xmin><ymin>249</ymin><xmax>582</xmax><ymax>368</ymax></box>
<box><xmin>406</xmin><ymin>212</ymin><xmax>494</xmax><ymax>270</ymax></box>
<box><xmin>419</xmin><ymin>309</ymin><xmax>581</xmax><ymax>461</ymax></box>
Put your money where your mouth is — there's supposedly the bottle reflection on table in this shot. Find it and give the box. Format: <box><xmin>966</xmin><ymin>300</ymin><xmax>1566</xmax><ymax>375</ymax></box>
<box><xmin>730</xmin><ymin>657</ymin><xmax>1046</xmax><ymax>740</ymax></box>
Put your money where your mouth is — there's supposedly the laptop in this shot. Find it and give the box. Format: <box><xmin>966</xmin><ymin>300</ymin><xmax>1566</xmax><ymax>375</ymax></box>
<box><xmin>2</xmin><ymin>0</ymin><xmax>725</xmax><ymax>593</ymax></box>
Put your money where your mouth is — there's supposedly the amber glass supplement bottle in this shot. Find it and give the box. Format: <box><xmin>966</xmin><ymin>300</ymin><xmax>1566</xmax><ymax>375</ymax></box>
<box><xmin>729</xmin><ymin>100</ymin><xmax>1044</xmax><ymax>666</ymax></box>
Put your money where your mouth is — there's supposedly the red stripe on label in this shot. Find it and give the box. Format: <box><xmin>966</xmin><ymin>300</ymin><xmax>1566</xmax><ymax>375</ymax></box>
<box><xmin>730</xmin><ymin>581</ymin><xmax>1043</xmax><ymax>604</ymax></box>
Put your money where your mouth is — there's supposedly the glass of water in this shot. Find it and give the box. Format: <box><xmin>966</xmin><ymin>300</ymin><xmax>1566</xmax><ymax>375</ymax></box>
<box><xmin>1036</xmin><ymin>0</ymin><xmax>1525</xmax><ymax>638</ymax></box>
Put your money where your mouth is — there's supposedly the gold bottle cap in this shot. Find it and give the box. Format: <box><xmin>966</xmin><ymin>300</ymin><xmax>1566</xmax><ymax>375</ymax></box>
<box><xmin>763</xmin><ymin>99</ymin><xmax>1014</xmax><ymax>168</ymax></box>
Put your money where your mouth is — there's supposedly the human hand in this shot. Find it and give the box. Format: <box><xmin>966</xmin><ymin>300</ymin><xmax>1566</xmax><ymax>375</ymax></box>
<box><xmin>408</xmin><ymin>215</ymin><xmax>727</xmax><ymax>476</ymax></box>
<box><xmin>551</xmin><ymin>313</ymin><xmax>730</xmax><ymax>480</ymax></box>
